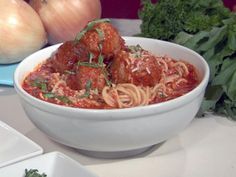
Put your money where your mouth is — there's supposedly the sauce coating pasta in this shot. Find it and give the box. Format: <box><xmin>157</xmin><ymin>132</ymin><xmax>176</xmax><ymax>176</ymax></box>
<box><xmin>22</xmin><ymin>20</ymin><xmax>199</xmax><ymax>109</ymax></box>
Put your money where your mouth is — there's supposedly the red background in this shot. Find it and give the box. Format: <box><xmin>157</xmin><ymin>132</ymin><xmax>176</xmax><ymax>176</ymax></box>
<box><xmin>100</xmin><ymin>0</ymin><xmax>236</xmax><ymax>19</ymax></box>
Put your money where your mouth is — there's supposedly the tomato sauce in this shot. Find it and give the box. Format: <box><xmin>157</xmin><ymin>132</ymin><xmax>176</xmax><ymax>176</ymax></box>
<box><xmin>22</xmin><ymin>21</ymin><xmax>199</xmax><ymax>109</ymax></box>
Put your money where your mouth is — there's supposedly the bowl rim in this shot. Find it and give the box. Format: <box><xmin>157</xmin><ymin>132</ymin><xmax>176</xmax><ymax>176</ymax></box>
<box><xmin>14</xmin><ymin>36</ymin><xmax>210</xmax><ymax>120</ymax></box>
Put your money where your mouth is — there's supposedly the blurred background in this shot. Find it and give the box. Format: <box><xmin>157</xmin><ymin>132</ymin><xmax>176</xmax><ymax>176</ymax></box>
<box><xmin>100</xmin><ymin>0</ymin><xmax>236</xmax><ymax>19</ymax></box>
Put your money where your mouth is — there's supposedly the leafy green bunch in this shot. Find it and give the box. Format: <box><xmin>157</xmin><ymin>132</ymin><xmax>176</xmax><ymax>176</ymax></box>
<box><xmin>139</xmin><ymin>0</ymin><xmax>230</xmax><ymax>40</ymax></box>
<box><xmin>139</xmin><ymin>0</ymin><xmax>236</xmax><ymax>120</ymax></box>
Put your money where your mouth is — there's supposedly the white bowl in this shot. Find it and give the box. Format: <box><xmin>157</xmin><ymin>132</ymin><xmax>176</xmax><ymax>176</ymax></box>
<box><xmin>14</xmin><ymin>37</ymin><xmax>209</xmax><ymax>158</ymax></box>
<box><xmin>0</xmin><ymin>151</ymin><xmax>98</xmax><ymax>177</ymax></box>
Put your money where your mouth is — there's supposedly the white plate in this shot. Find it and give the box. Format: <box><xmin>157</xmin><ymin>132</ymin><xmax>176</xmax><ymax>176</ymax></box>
<box><xmin>0</xmin><ymin>151</ymin><xmax>99</xmax><ymax>177</ymax></box>
<box><xmin>0</xmin><ymin>120</ymin><xmax>43</xmax><ymax>168</ymax></box>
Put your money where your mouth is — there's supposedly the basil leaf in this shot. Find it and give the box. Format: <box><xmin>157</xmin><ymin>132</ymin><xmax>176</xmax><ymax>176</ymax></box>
<box><xmin>43</xmin><ymin>93</ymin><xmax>72</xmax><ymax>104</ymax></box>
<box><xmin>198</xmin><ymin>26</ymin><xmax>227</xmax><ymax>52</ymax></box>
<box><xmin>78</xmin><ymin>61</ymin><xmax>101</xmax><ymax>68</ymax></box>
<box><xmin>98</xmin><ymin>54</ymin><xmax>104</xmax><ymax>66</ymax></box>
<box><xmin>202</xmin><ymin>47</ymin><xmax>215</xmax><ymax>61</ymax></box>
<box><xmin>43</xmin><ymin>93</ymin><xmax>55</xmax><ymax>98</ymax></box>
<box><xmin>228</xmin><ymin>29</ymin><xmax>236</xmax><ymax>50</ymax></box>
<box><xmin>56</xmin><ymin>96</ymin><xmax>72</xmax><ymax>104</ymax></box>
<box><xmin>183</xmin><ymin>31</ymin><xmax>209</xmax><ymax>50</ymax></box>
<box><xmin>88</xmin><ymin>52</ymin><xmax>94</xmax><ymax>63</ymax></box>
<box><xmin>85</xmin><ymin>79</ymin><xmax>92</xmax><ymax>92</ymax></box>
<box><xmin>199</xmin><ymin>99</ymin><xmax>218</xmax><ymax>115</ymax></box>
<box><xmin>75</xmin><ymin>18</ymin><xmax>110</xmax><ymax>41</ymax></box>
<box><xmin>223</xmin><ymin>69</ymin><xmax>236</xmax><ymax>101</ymax></box>
<box><xmin>102</xmin><ymin>68</ymin><xmax>111</xmax><ymax>87</ymax></box>
<box><xmin>80</xmin><ymin>80</ymin><xmax>92</xmax><ymax>98</ymax></box>
<box><xmin>75</xmin><ymin>30</ymin><xmax>86</xmax><ymax>41</ymax></box>
<box><xmin>31</xmin><ymin>79</ymin><xmax>48</xmax><ymax>93</ymax></box>
<box><xmin>174</xmin><ymin>31</ymin><xmax>193</xmax><ymax>45</ymax></box>
<box><xmin>212</xmin><ymin>58</ymin><xmax>236</xmax><ymax>85</ymax></box>
<box><xmin>95</xmin><ymin>28</ymin><xmax>105</xmax><ymax>41</ymax></box>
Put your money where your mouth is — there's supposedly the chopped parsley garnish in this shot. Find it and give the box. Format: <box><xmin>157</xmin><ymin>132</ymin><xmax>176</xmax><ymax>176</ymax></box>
<box><xmin>75</xmin><ymin>30</ymin><xmax>86</xmax><ymax>42</ymax></box>
<box><xmin>43</xmin><ymin>93</ymin><xmax>72</xmax><ymax>104</ymax></box>
<box><xmin>43</xmin><ymin>93</ymin><xmax>55</xmax><ymax>98</ymax></box>
<box><xmin>75</xmin><ymin>19</ymin><xmax>112</xmax><ymax>88</ymax></box>
<box><xmin>93</xmin><ymin>88</ymin><xmax>99</xmax><ymax>95</ymax></box>
<box><xmin>95</xmin><ymin>27</ymin><xmax>105</xmax><ymax>65</ymax></box>
<box><xmin>31</xmin><ymin>79</ymin><xmax>48</xmax><ymax>92</ymax></box>
<box><xmin>75</xmin><ymin>18</ymin><xmax>110</xmax><ymax>41</ymax></box>
<box><xmin>77</xmin><ymin>61</ymin><xmax>102</xmax><ymax>68</ymax></box>
<box><xmin>102</xmin><ymin>68</ymin><xmax>112</xmax><ymax>87</ymax></box>
<box><xmin>88</xmin><ymin>52</ymin><xmax>94</xmax><ymax>63</ymax></box>
<box><xmin>56</xmin><ymin>96</ymin><xmax>72</xmax><ymax>104</ymax></box>
<box><xmin>128</xmin><ymin>45</ymin><xmax>143</xmax><ymax>58</ymax></box>
<box><xmin>98</xmin><ymin>43</ymin><xmax>103</xmax><ymax>51</ymax></box>
<box><xmin>128</xmin><ymin>45</ymin><xmax>142</xmax><ymax>53</ymax></box>
<box><xmin>98</xmin><ymin>54</ymin><xmax>104</xmax><ymax>65</ymax></box>
<box><xmin>80</xmin><ymin>80</ymin><xmax>92</xmax><ymax>98</ymax></box>
<box><xmin>95</xmin><ymin>28</ymin><xmax>105</xmax><ymax>41</ymax></box>
<box><xmin>25</xmin><ymin>169</ymin><xmax>47</xmax><ymax>177</ymax></box>
<box><xmin>159</xmin><ymin>92</ymin><xmax>166</xmax><ymax>98</ymax></box>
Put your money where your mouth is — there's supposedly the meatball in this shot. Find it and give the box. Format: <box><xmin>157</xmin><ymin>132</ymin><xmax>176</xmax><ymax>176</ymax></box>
<box><xmin>80</xmin><ymin>22</ymin><xmax>125</xmax><ymax>58</ymax></box>
<box><xmin>69</xmin><ymin>65</ymin><xmax>107</xmax><ymax>91</ymax></box>
<box><xmin>110</xmin><ymin>47</ymin><xmax>162</xmax><ymax>87</ymax></box>
<box><xmin>50</xmin><ymin>41</ymin><xmax>89</xmax><ymax>73</ymax></box>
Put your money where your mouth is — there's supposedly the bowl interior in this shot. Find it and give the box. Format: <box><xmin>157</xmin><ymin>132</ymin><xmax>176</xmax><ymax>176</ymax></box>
<box><xmin>14</xmin><ymin>37</ymin><xmax>209</xmax><ymax>118</ymax></box>
<box><xmin>125</xmin><ymin>37</ymin><xmax>206</xmax><ymax>80</ymax></box>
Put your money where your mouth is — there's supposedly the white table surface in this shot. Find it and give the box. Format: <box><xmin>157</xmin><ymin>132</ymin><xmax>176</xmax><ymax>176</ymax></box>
<box><xmin>1</xmin><ymin>19</ymin><xmax>236</xmax><ymax>177</ymax></box>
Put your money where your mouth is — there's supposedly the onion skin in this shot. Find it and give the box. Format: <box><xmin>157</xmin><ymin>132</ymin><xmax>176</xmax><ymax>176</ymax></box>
<box><xmin>30</xmin><ymin>0</ymin><xmax>102</xmax><ymax>44</ymax></box>
<box><xmin>0</xmin><ymin>0</ymin><xmax>47</xmax><ymax>64</ymax></box>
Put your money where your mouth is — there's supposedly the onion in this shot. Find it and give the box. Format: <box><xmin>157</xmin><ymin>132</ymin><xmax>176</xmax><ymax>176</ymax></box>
<box><xmin>29</xmin><ymin>0</ymin><xmax>102</xmax><ymax>44</ymax></box>
<box><xmin>0</xmin><ymin>0</ymin><xmax>47</xmax><ymax>64</ymax></box>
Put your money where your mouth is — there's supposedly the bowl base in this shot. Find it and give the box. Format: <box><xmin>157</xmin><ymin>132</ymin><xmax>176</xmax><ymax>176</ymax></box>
<box><xmin>77</xmin><ymin>145</ymin><xmax>156</xmax><ymax>159</ymax></box>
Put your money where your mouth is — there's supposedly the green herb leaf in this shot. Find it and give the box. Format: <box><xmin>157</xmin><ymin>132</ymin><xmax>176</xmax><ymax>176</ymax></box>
<box><xmin>43</xmin><ymin>93</ymin><xmax>56</xmax><ymax>98</ymax></box>
<box><xmin>78</xmin><ymin>61</ymin><xmax>101</xmax><ymax>68</ymax></box>
<box><xmin>93</xmin><ymin>88</ymin><xmax>99</xmax><ymax>95</ymax></box>
<box><xmin>43</xmin><ymin>93</ymin><xmax>72</xmax><ymax>104</ymax></box>
<box><xmin>95</xmin><ymin>28</ymin><xmax>105</xmax><ymax>42</ymax></box>
<box><xmin>75</xmin><ymin>18</ymin><xmax>110</xmax><ymax>41</ymax></box>
<box><xmin>225</xmin><ymin>71</ymin><xmax>236</xmax><ymax>101</ymax></box>
<box><xmin>56</xmin><ymin>96</ymin><xmax>72</xmax><ymax>104</ymax></box>
<box><xmin>102</xmin><ymin>68</ymin><xmax>112</xmax><ymax>87</ymax></box>
<box><xmin>98</xmin><ymin>43</ymin><xmax>103</xmax><ymax>51</ymax></box>
<box><xmin>174</xmin><ymin>31</ymin><xmax>193</xmax><ymax>45</ymax></box>
<box><xmin>75</xmin><ymin>30</ymin><xmax>86</xmax><ymax>41</ymax></box>
<box><xmin>88</xmin><ymin>52</ymin><xmax>94</xmax><ymax>63</ymax></box>
<box><xmin>181</xmin><ymin>31</ymin><xmax>209</xmax><ymax>51</ymax></box>
<box><xmin>212</xmin><ymin>58</ymin><xmax>236</xmax><ymax>86</ymax></box>
<box><xmin>128</xmin><ymin>45</ymin><xmax>142</xmax><ymax>52</ymax></box>
<box><xmin>198</xmin><ymin>26</ymin><xmax>227</xmax><ymax>52</ymax></box>
<box><xmin>31</xmin><ymin>79</ymin><xmax>48</xmax><ymax>93</ymax></box>
<box><xmin>85</xmin><ymin>79</ymin><xmax>92</xmax><ymax>90</ymax></box>
<box><xmin>80</xmin><ymin>80</ymin><xmax>92</xmax><ymax>98</ymax></box>
<box><xmin>228</xmin><ymin>26</ymin><xmax>236</xmax><ymax>50</ymax></box>
<box><xmin>25</xmin><ymin>169</ymin><xmax>47</xmax><ymax>177</ymax></box>
<box><xmin>98</xmin><ymin>54</ymin><xmax>104</xmax><ymax>65</ymax></box>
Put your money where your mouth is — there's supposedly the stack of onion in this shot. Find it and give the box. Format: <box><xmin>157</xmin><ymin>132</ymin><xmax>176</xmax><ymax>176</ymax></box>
<box><xmin>0</xmin><ymin>0</ymin><xmax>47</xmax><ymax>64</ymax></box>
<box><xmin>29</xmin><ymin>0</ymin><xmax>102</xmax><ymax>44</ymax></box>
